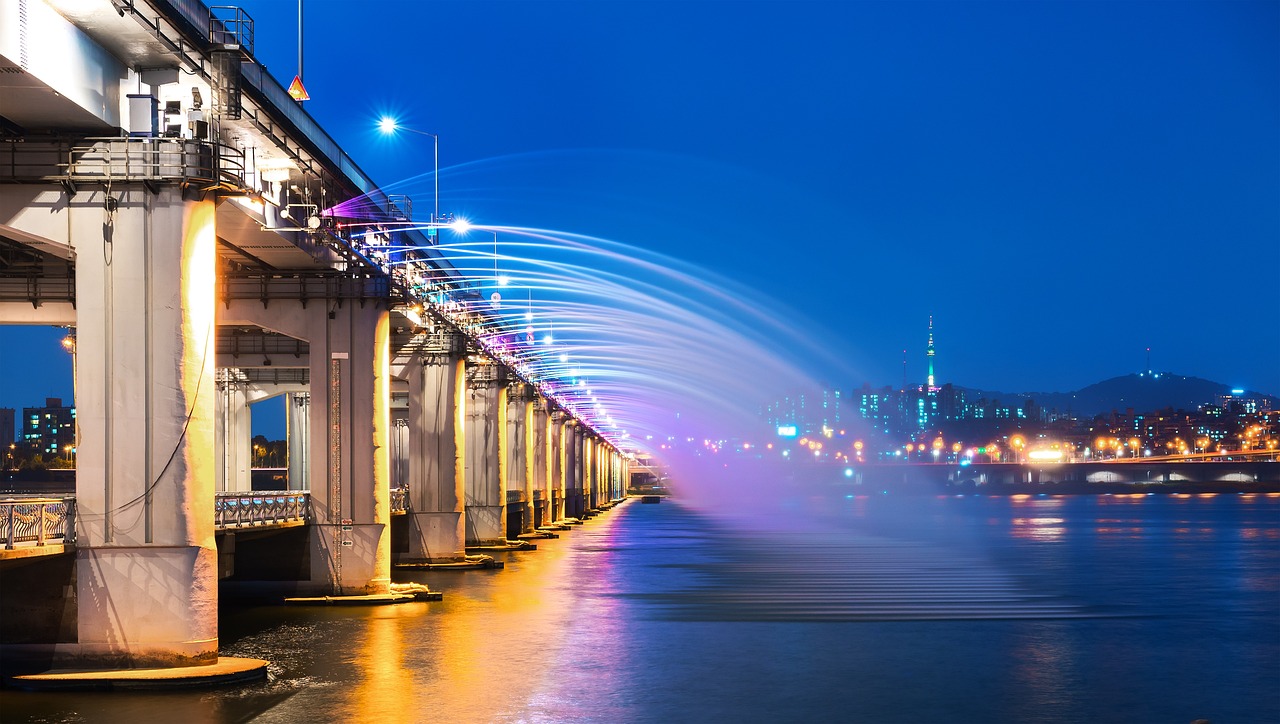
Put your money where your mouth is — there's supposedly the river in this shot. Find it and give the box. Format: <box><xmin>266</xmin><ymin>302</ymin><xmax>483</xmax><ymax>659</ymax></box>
<box><xmin>2</xmin><ymin>491</ymin><xmax>1277</xmax><ymax>723</ymax></box>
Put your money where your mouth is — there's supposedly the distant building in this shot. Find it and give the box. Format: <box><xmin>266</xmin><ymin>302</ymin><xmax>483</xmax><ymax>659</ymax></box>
<box><xmin>0</xmin><ymin>407</ymin><xmax>14</xmax><ymax>445</ymax></box>
<box><xmin>1214</xmin><ymin>390</ymin><xmax>1271</xmax><ymax>415</ymax></box>
<box><xmin>23</xmin><ymin>397</ymin><xmax>76</xmax><ymax>459</ymax></box>
<box><xmin>765</xmin><ymin>388</ymin><xmax>845</xmax><ymax>437</ymax></box>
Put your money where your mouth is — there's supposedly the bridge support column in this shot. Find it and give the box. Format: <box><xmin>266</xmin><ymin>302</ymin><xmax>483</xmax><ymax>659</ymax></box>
<box><xmin>71</xmin><ymin>188</ymin><xmax>218</xmax><ymax>667</ymax></box>
<box><xmin>286</xmin><ymin>392</ymin><xmax>310</xmax><ymax>491</ymax></box>
<box><xmin>615</xmin><ymin>451</ymin><xmax>626</xmax><ymax>500</ymax></box>
<box><xmin>465</xmin><ymin>365</ymin><xmax>507</xmax><ymax>545</ymax></box>
<box><xmin>304</xmin><ymin>302</ymin><xmax>392</xmax><ymax>595</ymax></box>
<box><xmin>400</xmin><ymin>339</ymin><xmax>467</xmax><ymax>562</ymax></box>
<box><xmin>505</xmin><ymin>383</ymin><xmax>534</xmax><ymax>536</ymax></box>
<box><xmin>550</xmin><ymin>411</ymin><xmax>566</xmax><ymax>523</ymax></box>
<box><xmin>530</xmin><ymin>398</ymin><xmax>551</xmax><ymax>528</ymax></box>
<box><xmin>567</xmin><ymin>422</ymin><xmax>584</xmax><ymax>518</ymax></box>
<box><xmin>585</xmin><ymin>436</ymin><xmax>598</xmax><ymax>512</ymax></box>
<box><xmin>214</xmin><ymin>377</ymin><xmax>252</xmax><ymax>492</ymax></box>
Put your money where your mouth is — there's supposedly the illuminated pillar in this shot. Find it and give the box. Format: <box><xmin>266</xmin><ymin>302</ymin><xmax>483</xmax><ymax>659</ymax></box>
<box><xmin>529</xmin><ymin>396</ymin><xmax>550</xmax><ymax>527</ymax></box>
<box><xmin>567</xmin><ymin>422</ymin><xmax>584</xmax><ymax>518</ymax></box>
<box><xmin>214</xmin><ymin>376</ymin><xmax>252</xmax><ymax>492</ymax></box>
<box><xmin>615</xmin><ymin>451</ymin><xmax>625</xmax><ymax>500</ymax></box>
<box><xmin>402</xmin><ymin>335</ymin><xmax>467</xmax><ymax>562</ymax></box>
<box><xmin>584</xmin><ymin>435</ymin><xmax>597</xmax><ymax>512</ymax></box>
<box><xmin>505</xmin><ymin>383</ymin><xmax>535</xmax><ymax>536</ymax></box>
<box><xmin>465</xmin><ymin>364</ymin><xmax>507</xmax><ymax>546</ymax></box>
<box><xmin>71</xmin><ymin>187</ymin><xmax>218</xmax><ymax>667</ymax></box>
<box><xmin>549</xmin><ymin>410</ymin><xmax>566</xmax><ymax>523</ymax></box>
<box><xmin>304</xmin><ymin>301</ymin><xmax>392</xmax><ymax>595</ymax></box>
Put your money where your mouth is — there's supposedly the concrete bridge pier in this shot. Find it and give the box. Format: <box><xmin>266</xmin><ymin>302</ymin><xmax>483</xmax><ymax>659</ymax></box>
<box><xmin>63</xmin><ymin>187</ymin><xmax>218</xmax><ymax>667</ymax></box>
<box><xmin>287</xmin><ymin>392</ymin><xmax>311</xmax><ymax>491</ymax></box>
<box><xmin>550</xmin><ymin>410</ymin><xmax>567</xmax><ymax>523</ymax></box>
<box><xmin>303</xmin><ymin>302</ymin><xmax>392</xmax><ymax>595</ymax></box>
<box><xmin>505</xmin><ymin>384</ymin><xmax>536</xmax><ymax>537</ymax></box>
<box><xmin>530</xmin><ymin>399</ymin><xmax>552</xmax><ymax>528</ymax></box>
<box><xmin>583</xmin><ymin>434</ymin><xmax>596</xmax><ymax>514</ymax></box>
<box><xmin>224</xmin><ymin>295</ymin><xmax>394</xmax><ymax>595</ymax></box>
<box><xmin>397</xmin><ymin>336</ymin><xmax>468</xmax><ymax>562</ymax></box>
<box><xmin>465</xmin><ymin>364</ymin><xmax>508</xmax><ymax>546</ymax></box>
<box><xmin>564</xmin><ymin>421</ymin><xmax>583</xmax><ymax>519</ymax></box>
<box><xmin>604</xmin><ymin>448</ymin><xmax>616</xmax><ymax>501</ymax></box>
<box><xmin>215</xmin><ymin>378</ymin><xmax>253</xmax><ymax>493</ymax></box>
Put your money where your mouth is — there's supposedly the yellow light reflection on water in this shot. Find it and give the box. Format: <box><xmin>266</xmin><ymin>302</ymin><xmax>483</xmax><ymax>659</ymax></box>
<box><xmin>352</xmin><ymin>606</ymin><xmax>418</xmax><ymax>724</ymax></box>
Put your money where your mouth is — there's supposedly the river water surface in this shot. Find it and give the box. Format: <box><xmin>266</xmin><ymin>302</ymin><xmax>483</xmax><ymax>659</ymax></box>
<box><xmin>3</xmin><ymin>492</ymin><xmax>1278</xmax><ymax>723</ymax></box>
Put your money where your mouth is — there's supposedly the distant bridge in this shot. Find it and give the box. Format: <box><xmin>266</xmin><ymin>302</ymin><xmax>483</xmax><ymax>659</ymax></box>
<box><xmin>839</xmin><ymin>460</ymin><xmax>1279</xmax><ymax>492</ymax></box>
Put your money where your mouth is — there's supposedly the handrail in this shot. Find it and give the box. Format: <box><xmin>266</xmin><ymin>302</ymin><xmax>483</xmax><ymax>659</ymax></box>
<box><xmin>214</xmin><ymin>491</ymin><xmax>309</xmax><ymax>529</ymax></box>
<box><xmin>0</xmin><ymin>137</ymin><xmax>247</xmax><ymax>191</ymax></box>
<box><xmin>0</xmin><ymin>497</ymin><xmax>75</xmax><ymax>549</ymax></box>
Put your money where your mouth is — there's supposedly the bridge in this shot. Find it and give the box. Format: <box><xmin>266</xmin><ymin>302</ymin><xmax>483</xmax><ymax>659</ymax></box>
<box><xmin>0</xmin><ymin>0</ymin><xmax>630</xmax><ymax>672</ymax></box>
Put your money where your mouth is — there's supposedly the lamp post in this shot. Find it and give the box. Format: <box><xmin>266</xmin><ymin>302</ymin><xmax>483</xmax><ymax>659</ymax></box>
<box><xmin>377</xmin><ymin>117</ymin><xmax>439</xmax><ymax>233</ymax></box>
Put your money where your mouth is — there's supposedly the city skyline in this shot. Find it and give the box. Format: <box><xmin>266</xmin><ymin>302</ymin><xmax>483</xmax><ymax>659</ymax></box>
<box><xmin>2</xmin><ymin>316</ymin><xmax>1272</xmax><ymax>443</ymax></box>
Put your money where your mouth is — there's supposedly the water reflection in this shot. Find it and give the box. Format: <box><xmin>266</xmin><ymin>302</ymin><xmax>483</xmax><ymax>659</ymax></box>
<box><xmin>353</xmin><ymin>609</ymin><xmax>415</xmax><ymax>724</ymax></box>
<box><xmin>2</xmin><ymin>495</ymin><xmax>1277</xmax><ymax>723</ymax></box>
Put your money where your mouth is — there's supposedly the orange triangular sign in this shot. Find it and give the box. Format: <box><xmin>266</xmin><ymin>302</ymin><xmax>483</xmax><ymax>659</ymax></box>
<box><xmin>288</xmin><ymin>75</ymin><xmax>310</xmax><ymax>101</ymax></box>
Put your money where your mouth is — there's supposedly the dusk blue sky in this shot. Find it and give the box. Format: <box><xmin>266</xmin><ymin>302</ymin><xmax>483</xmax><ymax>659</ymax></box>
<box><xmin>1</xmin><ymin>0</ymin><xmax>1277</xmax><ymax>434</ymax></box>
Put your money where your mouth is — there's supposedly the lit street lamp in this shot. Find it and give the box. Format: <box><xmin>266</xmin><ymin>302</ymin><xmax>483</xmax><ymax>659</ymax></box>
<box><xmin>377</xmin><ymin>117</ymin><xmax>440</xmax><ymax>233</ymax></box>
<box><xmin>1009</xmin><ymin>434</ymin><xmax>1025</xmax><ymax>464</ymax></box>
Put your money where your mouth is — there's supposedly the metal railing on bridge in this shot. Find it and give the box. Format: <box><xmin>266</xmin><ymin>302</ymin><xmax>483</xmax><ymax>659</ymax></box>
<box><xmin>214</xmin><ymin>491</ymin><xmax>309</xmax><ymax>529</ymax></box>
<box><xmin>0</xmin><ymin>137</ymin><xmax>247</xmax><ymax>192</ymax></box>
<box><xmin>3</xmin><ymin>488</ymin><xmax>411</xmax><ymax>551</ymax></box>
<box><xmin>1</xmin><ymin>497</ymin><xmax>75</xmax><ymax>550</ymax></box>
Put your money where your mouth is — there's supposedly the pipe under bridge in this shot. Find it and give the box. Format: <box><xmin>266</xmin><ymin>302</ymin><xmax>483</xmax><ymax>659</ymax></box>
<box><xmin>0</xmin><ymin>0</ymin><xmax>631</xmax><ymax>670</ymax></box>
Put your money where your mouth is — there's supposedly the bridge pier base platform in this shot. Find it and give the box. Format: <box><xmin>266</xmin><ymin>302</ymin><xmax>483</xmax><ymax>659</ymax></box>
<box><xmin>6</xmin><ymin>656</ymin><xmax>268</xmax><ymax>691</ymax></box>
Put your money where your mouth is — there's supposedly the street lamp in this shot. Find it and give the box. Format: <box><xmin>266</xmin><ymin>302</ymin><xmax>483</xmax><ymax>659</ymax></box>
<box><xmin>377</xmin><ymin>117</ymin><xmax>440</xmax><ymax>233</ymax></box>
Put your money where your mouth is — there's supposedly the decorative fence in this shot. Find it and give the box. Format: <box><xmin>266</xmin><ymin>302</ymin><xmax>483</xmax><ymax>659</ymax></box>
<box><xmin>214</xmin><ymin>492</ymin><xmax>310</xmax><ymax>529</ymax></box>
<box><xmin>1</xmin><ymin>497</ymin><xmax>75</xmax><ymax>549</ymax></box>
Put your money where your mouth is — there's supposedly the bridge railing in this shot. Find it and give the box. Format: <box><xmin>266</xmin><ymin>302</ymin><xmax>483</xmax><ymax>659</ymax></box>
<box><xmin>214</xmin><ymin>491</ymin><xmax>309</xmax><ymax>529</ymax></box>
<box><xmin>390</xmin><ymin>486</ymin><xmax>408</xmax><ymax>515</ymax></box>
<box><xmin>1</xmin><ymin>497</ymin><xmax>75</xmax><ymax>549</ymax></box>
<box><xmin>0</xmin><ymin>137</ymin><xmax>247</xmax><ymax>191</ymax></box>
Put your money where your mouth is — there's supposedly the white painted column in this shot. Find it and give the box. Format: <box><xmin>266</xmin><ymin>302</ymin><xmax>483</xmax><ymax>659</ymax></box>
<box><xmin>505</xmin><ymin>383</ymin><xmax>534</xmax><ymax>536</ymax></box>
<box><xmin>584</xmin><ymin>435</ymin><xmax>596</xmax><ymax>512</ymax></box>
<box><xmin>565</xmin><ymin>422</ymin><xmax>582</xmax><ymax>518</ymax></box>
<box><xmin>465</xmin><ymin>367</ymin><xmax>507</xmax><ymax>545</ymax></box>
<box><xmin>286</xmin><ymin>392</ymin><xmax>310</xmax><ymax>491</ymax></box>
<box><xmin>304</xmin><ymin>302</ymin><xmax>392</xmax><ymax>596</ymax></box>
<box><xmin>530</xmin><ymin>398</ymin><xmax>550</xmax><ymax>528</ymax></box>
<box><xmin>214</xmin><ymin>378</ymin><xmax>252</xmax><ymax>492</ymax></box>
<box><xmin>550</xmin><ymin>410</ymin><xmax>566</xmax><ymax>523</ymax></box>
<box><xmin>71</xmin><ymin>187</ymin><xmax>218</xmax><ymax>667</ymax></box>
<box><xmin>403</xmin><ymin>343</ymin><xmax>467</xmax><ymax>562</ymax></box>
